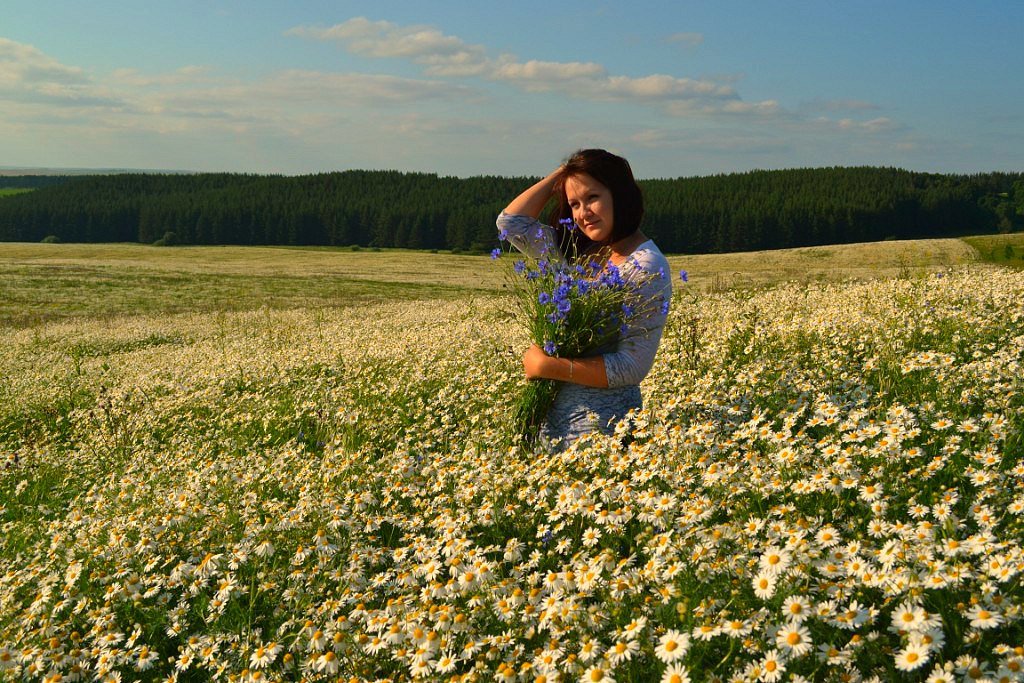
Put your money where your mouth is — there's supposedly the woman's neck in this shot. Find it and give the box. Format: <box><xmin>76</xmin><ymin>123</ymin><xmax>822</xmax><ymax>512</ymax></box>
<box><xmin>607</xmin><ymin>230</ymin><xmax>648</xmax><ymax>263</ymax></box>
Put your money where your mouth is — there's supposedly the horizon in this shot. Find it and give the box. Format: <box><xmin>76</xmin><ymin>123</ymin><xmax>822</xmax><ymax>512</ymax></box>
<box><xmin>2</xmin><ymin>164</ymin><xmax>1021</xmax><ymax>182</ymax></box>
<box><xmin>2</xmin><ymin>1</ymin><xmax>1022</xmax><ymax>178</ymax></box>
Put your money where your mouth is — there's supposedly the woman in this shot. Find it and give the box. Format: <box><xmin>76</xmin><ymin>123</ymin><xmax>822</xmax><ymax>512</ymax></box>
<box><xmin>497</xmin><ymin>149</ymin><xmax>672</xmax><ymax>448</ymax></box>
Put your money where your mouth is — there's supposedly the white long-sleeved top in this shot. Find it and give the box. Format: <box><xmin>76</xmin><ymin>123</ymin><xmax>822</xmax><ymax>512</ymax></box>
<box><xmin>497</xmin><ymin>211</ymin><xmax>672</xmax><ymax>389</ymax></box>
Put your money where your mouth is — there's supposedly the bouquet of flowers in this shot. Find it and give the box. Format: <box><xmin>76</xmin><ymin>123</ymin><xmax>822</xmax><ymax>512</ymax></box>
<box><xmin>496</xmin><ymin>219</ymin><xmax>669</xmax><ymax>442</ymax></box>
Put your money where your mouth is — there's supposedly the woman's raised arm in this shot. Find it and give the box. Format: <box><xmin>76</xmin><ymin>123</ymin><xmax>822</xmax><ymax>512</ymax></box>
<box><xmin>503</xmin><ymin>167</ymin><xmax>563</xmax><ymax>218</ymax></box>
<box><xmin>498</xmin><ymin>167</ymin><xmax>567</xmax><ymax>262</ymax></box>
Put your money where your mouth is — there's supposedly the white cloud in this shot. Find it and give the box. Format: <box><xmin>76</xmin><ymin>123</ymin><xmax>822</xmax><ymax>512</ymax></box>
<box><xmin>290</xmin><ymin>18</ymin><xmax>750</xmax><ymax>114</ymax></box>
<box><xmin>628</xmin><ymin>127</ymin><xmax>788</xmax><ymax>154</ymax></box>
<box><xmin>0</xmin><ymin>34</ymin><xmax>477</xmax><ymax>156</ymax></box>
<box><xmin>722</xmin><ymin>99</ymin><xmax>781</xmax><ymax>115</ymax></box>
<box><xmin>129</xmin><ymin>70</ymin><xmax>473</xmax><ymax>137</ymax></box>
<box><xmin>110</xmin><ymin>66</ymin><xmax>214</xmax><ymax>88</ymax></box>
<box><xmin>847</xmin><ymin>116</ymin><xmax>896</xmax><ymax>132</ymax></box>
<box><xmin>0</xmin><ymin>22</ymin><xmax>919</xmax><ymax>174</ymax></box>
<box><xmin>0</xmin><ymin>37</ymin><xmax>87</xmax><ymax>85</ymax></box>
<box><xmin>601</xmin><ymin>74</ymin><xmax>734</xmax><ymax>101</ymax></box>
<box><xmin>260</xmin><ymin>69</ymin><xmax>469</xmax><ymax>104</ymax></box>
<box><xmin>490</xmin><ymin>60</ymin><xmax>607</xmax><ymax>89</ymax></box>
<box><xmin>0</xmin><ymin>37</ymin><xmax>123</xmax><ymax>107</ymax></box>
<box><xmin>827</xmin><ymin>116</ymin><xmax>899</xmax><ymax>133</ymax></box>
<box><xmin>488</xmin><ymin>60</ymin><xmax>735</xmax><ymax>104</ymax></box>
<box><xmin>666</xmin><ymin>98</ymin><xmax>781</xmax><ymax>117</ymax></box>
<box><xmin>806</xmin><ymin>98</ymin><xmax>880</xmax><ymax>112</ymax></box>
<box><xmin>666</xmin><ymin>32</ymin><xmax>704</xmax><ymax>49</ymax></box>
<box><xmin>287</xmin><ymin>18</ymin><xmax>489</xmax><ymax>77</ymax></box>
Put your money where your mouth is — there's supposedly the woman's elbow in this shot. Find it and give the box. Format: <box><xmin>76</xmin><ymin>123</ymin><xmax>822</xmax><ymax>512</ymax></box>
<box><xmin>496</xmin><ymin>213</ymin><xmax>515</xmax><ymax>240</ymax></box>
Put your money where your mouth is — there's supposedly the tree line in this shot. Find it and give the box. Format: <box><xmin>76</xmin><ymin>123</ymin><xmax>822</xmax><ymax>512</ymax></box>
<box><xmin>0</xmin><ymin>167</ymin><xmax>1021</xmax><ymax>254</ymax></box>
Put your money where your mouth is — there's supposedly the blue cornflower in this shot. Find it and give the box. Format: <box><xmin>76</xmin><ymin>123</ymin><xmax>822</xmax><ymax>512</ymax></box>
<box><xmin>658</xmin><ymin>266</ymin><xmax>666</xmax><ymax>280</ymax></box>
<box><xmin>490</xmin><ymin>248</ymin><xmax>501</xmax><ymax>259</ymax></box>
<box><xmin>543</xmin><ymin>340</ymin><xmax>557</xmax><ymax>355</ymax></box>
<box><xmin>538</xmin><ymin>259</ymin><xmax>551</xmax><ymax>275</ymax></box>
<box><xmin>558</xmin><ymin>217</ymin><xmax>577</xmax><ymax>230</ymax></box>
<box><xmin>660</xmin><ymin>300</ymin><xmax>670</xmax><ymax>315</ymax></box>
<box><xmin>546</xmin><ymin>312</ymin><xmax>563</xmax><ymax>323</ymax></box>
<box><xmin>679</xmin><ymin>269</ymin><xmax>689</xmax><ymax>282</ymax></box>
<box><xmin>622</xmin><ymin>304</ymin><xmax>634</xmax><ymax>317</ymax></box>
<box><xmin>513</xmin><ymin>259</ymin><xmax>526</xmax><ymax>274</ymax></box>
<box><xmin>557</xmin><ymin>298</ymin><xmax>571</xmax><ymax>314</ymax></box>
<box><xmin>498</xmin><ymin>228</ymin><xmax>509</xmax><ymax>241</ymax></box>
<box><xmin>554</xmin><ymin>283</ymin><xmax>571</xmax><ymax>300</ymax></box>
<box><xmin>602</xmin><ymin>266</ymin><xmax>625</xmax><ymax>288</ymax></box>
<box><xmin>538</xmin><ymin>292</ymin><xmax>551</xmax><ymax>305</ymax></box>
<box><xmin>525</xmin><ymin>270</ymin><xmax>540</xmax><ymax>280</ymax></box>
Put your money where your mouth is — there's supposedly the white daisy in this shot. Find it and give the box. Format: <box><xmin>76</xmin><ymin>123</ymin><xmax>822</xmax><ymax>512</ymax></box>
<box><xmin>660</xmin><ymin>663</ymin><xmax>691</xmax><ymax>683</ymax></box>
<box><xmin>753</xmin><ymin>572</ymin><xmax>777</xmax><ymax>600</ymax></box>
<box><xmin>776</xmin><ymin>622</ymin><xmax>813</xmax><ymax>657</ymax></box>
<box><xmin>655</xmin><ymin>630</ymin><xmax>690</xmax><ymax>663</ymax></box>
<box><xmin>894</xmin><ymin>642</ymin><xmax>930</xmax><ymax>672</ymax></box>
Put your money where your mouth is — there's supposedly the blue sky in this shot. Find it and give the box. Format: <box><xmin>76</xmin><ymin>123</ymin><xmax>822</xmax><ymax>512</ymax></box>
<box><xmin>2</xmin><ymin>0</ymin><xmax>1021</xmax><ymax>178</ymax></box>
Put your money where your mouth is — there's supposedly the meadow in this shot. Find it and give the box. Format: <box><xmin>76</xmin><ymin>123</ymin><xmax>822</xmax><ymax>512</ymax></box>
<box><xmin>0</xmin><ymin>237</ymin><xmax>1022</xmax><ymax>682</ymax></box>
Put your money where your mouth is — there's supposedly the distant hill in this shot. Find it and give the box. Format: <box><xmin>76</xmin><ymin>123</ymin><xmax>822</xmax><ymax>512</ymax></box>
<box><xmin>0</xmin><ymin>167</ymin><xmax>191</xmax><ymax>176</ymax></box>
<box><xmin>0</xmin><ymin>167</ymin><xmax>1020</xmax><ymax>254</ymax></box>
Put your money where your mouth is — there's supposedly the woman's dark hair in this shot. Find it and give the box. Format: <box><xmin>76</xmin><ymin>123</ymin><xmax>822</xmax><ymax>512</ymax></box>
<box><xmin>547</xmin><ymin>148</ymin><xmax>644</xmax><ymax>262</ymax></box>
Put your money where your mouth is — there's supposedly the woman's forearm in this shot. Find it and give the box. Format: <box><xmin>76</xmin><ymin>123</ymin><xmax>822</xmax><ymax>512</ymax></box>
<box><xmin>549</xmin><ymin>354</ymin><xmax>609</xmax><ymax>388</ymax></box>
<box><xmin>503</xmin><ymin>168</ymin><xmax>563</xmax><ymax>218</ymax></box>
<box><xmin>524</xmin><ymin>343</ymin><xmax>609</xmax><ymax>388</ymax></box>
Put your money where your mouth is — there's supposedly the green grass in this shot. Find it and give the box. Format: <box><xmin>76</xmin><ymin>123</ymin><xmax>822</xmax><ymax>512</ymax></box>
<box><xmin>962</xmin><ymin>231</ymin><xmax>1024</xmax><ymax>268</ymax></box>
<box><xmin>0</xmin><ymin>188</ymin><xmax>32</xmax><ymax>198</ymax></box>
<box><xmin>0</xmin><ymin>235</ymin><xmax>998</xmax><ymax>328</ymax></box>
<box><xmin>0</xmin><ymin>248</ymin><xmax>484</xmax><ymax>327</ymax></box>
<box><xmin>0</xmin><ymin>261</ymin><xmax>471</xmax><ymax>327</ymax></box>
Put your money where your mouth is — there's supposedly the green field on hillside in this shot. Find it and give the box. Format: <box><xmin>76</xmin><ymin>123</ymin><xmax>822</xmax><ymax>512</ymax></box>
<box><xmin>963</xmin><ymin>232</ymin><xmax>1024</xmax><ymax>268</ymax></box>
<box><xmin>0</xmin><ymin>235</ymin><xmax>989</xmax><ymax>327</ymax></box>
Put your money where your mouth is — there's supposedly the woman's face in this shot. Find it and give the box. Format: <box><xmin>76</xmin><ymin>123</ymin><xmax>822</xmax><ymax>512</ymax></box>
<box><xmin>564</xmin><ymin>173</ymin><xmax>614</xmax><ymax>243</ymax></box>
